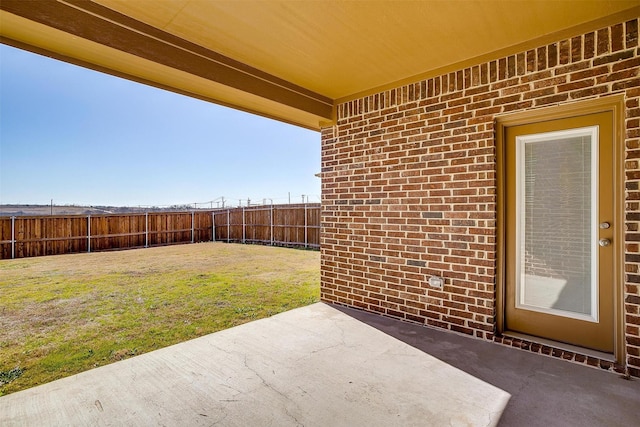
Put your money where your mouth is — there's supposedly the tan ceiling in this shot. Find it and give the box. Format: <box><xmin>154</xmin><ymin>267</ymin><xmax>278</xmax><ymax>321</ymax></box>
<box><xmin>1</xmin><ymin>1</ymin><xmax>638</xmax><ymax>130</ymax></box>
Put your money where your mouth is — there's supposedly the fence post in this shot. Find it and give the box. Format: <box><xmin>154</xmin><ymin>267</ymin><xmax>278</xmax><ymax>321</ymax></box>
<box><xmin>11</xmin><ymin>216</ymin><xmax>15</xmax><ymax>259</ymax></box>
<box><xmin>212</xmin><ymin>211</ymin><xmax>216</xmax><ymax>242</ymax></box>
<box><xmin>270</xmin><ymin>204</ymin><xmax>274</xmax><ymax>246</ymax></box>
<box><xmin>242</xmin><ymin>207</ymin><xmax>246</xmax><ymax>244</ymax></box>
<box><xmin>191</xmin><ymin>211</ymin><xmax>195</xmax><ymax>243</ymax></box>
<box><xmin>145</xmin><ymin>212</ymin><xmax>149</xmax><ymax>248</ymax></box>
<box><xmin>227</xmin><ymin>209</ymin><xmax>230</xmax><ymax>243</ymax></box>
<box><xmin>304</xmin><ymin>203</ymin><xmax>308</xmax><ymax>248</ymax></box>
<box><xmin>87</xmin><ymin>215</ymin><xmax>91</xmax><ymax>253</ymax></box>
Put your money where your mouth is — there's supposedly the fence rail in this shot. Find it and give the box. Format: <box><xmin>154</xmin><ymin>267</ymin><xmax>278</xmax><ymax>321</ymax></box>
<box><xmin>0</xmin><ymin>204</ymin><xmax>320</xmax><ymax>260</ymax></box>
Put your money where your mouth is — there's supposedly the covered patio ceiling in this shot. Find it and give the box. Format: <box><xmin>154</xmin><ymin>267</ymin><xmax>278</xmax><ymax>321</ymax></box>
<box><xmin>1</xmin><ymin>1</ymin><xmax>638</xmax><ymax>130</ymax></box>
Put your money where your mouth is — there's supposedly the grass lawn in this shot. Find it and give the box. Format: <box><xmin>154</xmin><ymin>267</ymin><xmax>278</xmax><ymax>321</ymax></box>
<box><xmin>0</xmin><ymin>242</ymin><xmax>320</xmax><ymax>396</ymax></box>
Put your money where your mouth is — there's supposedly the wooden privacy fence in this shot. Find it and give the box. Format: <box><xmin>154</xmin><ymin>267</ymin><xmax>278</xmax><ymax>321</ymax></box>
<box><xmin>0</xmin><ymin>204</ymin><xmax>320</xmax><ymax>260</ymax></box>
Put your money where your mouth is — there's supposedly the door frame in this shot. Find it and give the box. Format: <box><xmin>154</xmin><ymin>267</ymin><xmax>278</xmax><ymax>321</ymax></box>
<box><xmin>496</xmin><ymin>95</ymin><xmax>626</xmax><ymax>363</ymax></box>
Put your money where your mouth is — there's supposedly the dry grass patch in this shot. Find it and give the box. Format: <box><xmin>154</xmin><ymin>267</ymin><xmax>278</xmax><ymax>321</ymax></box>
<box><xmin>0</xmin><ymin>242</ymin><xmax>319</xmax><ymax>396</ymax></box>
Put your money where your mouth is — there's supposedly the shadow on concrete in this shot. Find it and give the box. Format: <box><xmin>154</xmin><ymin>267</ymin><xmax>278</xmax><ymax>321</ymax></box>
<box><xmin>332</xmin><ymin>304</ymin><xmax>640</xmax><ymax>427</ymax></box>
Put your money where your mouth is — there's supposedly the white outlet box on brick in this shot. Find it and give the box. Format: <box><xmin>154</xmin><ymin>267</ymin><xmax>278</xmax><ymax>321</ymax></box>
<box><xmin>428</xmin><ymin>276</ymin><xmax>444</xmax><ymax>289</ymax></box>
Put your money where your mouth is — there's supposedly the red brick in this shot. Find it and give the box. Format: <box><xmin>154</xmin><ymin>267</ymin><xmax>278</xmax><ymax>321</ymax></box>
<box><xmin>547</xmin><ymin>43</ymin><xmax>558</xmax><ymax>68</ymax></box>
<box><xmin>593</xmin><ymin>50</ymin><xmax>634</xmax><ymax>66</ymax></box>
<box><xmin>522</xmin><ymin>70</ymin><xmax>553</xmax><ymax>84</ymax></box>
<box><xmin>611</xmin><ymin>23</ymin><xmax>625</xmax><ymax>52</ymax></box>
<box><xmin>571</xmin><ymin>36</ymin><xmax>582</xmax><ymax>62</ymax></box>
<box><xmin>597</xmin><ymin>28</ymin><xmax>610</xmax><ymax>55</ymax></box>
<box><xmin>558</xmin><ymin>79</ymin><xmax>594</xmax><ymax>92</ymax></box>
<box><xmin>495</xmin><ymin>58</ymin><xmax>505</xmax><ymax>80</ymax></box>
<box><xmin>584</xmin><ymin>32</ymin><xmax>595</xmax><ymax>59</ymax></box>
<box><xmin>523</xmin><ymin>87</ymin><xmax>555</xmax><ymax>100</ymax></box>
<box><xmin>534</xmin><ymin>93</ymin><xmax>569</xmax><ymax>106</ymax></box>
<box><xmin>501</xmin><ymin>83</ymin><xmax>531</xmax><ymax>95</ymax></box>
<box><xmin>613</xmin><ymin>57</ymin><xmax>640</xmax><ymax>72</ymax></box>
<box><xmin>556</xmin><ymin>63</ymin><xmax>591</xmax><ymax>78</ymax></box>
<box><xmin>570</xmin><ymin>86</ymin><xmax>609</xmax><ymax>99</ymax></box>
<box><xmin>598</xmin><ymin>69</ymin><xmax>639</xmax><ymax>84</ymax></box>
<box><xmin>559</xmin><ymin>39</ymin><xmax>570</xmax><ymax>64</ymax></box>
<box><xmin>526</xmin><ymin>50</ymin><xmax>536</xmax><ymax>72</ymax></box>
<box><xmin>570</xmin><ymin>65</ymin><xmax>609</xmax><ymax>81</ymax></box>
<box><xmin>516</xmin><ymin>52</ymin><xmax>526</xmax><ymax>75</ymax></box>
<box><xmin>503</xmin><ymin>101</ymin><xmax>534</xmax><ymax>112</ymax></box>
<box><xmin>613</xmin><ymin>78</ymin><xmax>640</xmax><ymax>91</ymax></box>
<box><xmin>507</xmin><ymin>56</ymin><xmax>516</xmax><ymax>78</ymax></box>
<box><xmin>537</xmin><ymin>46</ymin><xmax>547</xmax><ymax>70</ymax></box>
<box><xmin>627</xmin><ymin>19</ymin><xmax>639</xmax><ymax>49</ymax></box>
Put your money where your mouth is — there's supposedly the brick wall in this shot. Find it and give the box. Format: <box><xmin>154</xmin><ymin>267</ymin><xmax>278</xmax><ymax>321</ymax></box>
<box><xmin>321</xmin><ymin>18</ymin><xmax>640</xmax><ymax>375</ymax></box>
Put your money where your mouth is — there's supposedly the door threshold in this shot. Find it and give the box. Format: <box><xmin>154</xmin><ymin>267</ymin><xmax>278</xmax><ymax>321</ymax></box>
<box><xmin>502</xmin><ymin>331</ymin><xmax>616</xmax><ymax>362</ymax></box>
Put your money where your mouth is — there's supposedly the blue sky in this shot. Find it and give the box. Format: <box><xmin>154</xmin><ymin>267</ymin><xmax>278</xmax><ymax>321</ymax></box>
<box><xmin>0</xmin><ymin>44</ymin><xmax>320</xmax><ymax>207</ymax></box>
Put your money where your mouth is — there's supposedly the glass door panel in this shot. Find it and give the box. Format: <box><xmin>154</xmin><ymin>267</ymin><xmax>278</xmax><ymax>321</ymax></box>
<box><xmin>516</xmin><ymin>127</ymin><xmax>598</xmax><ymax>322</ymax></box>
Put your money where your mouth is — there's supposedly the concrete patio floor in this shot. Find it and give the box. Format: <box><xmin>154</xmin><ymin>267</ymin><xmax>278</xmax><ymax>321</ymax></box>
<box><xmin>1</xmin><ymin>303</ymin><xmax>638</xmax><ymax>426</ymax></box>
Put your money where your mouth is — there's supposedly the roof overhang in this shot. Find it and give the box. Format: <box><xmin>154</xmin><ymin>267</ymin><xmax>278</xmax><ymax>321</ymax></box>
<box><xmin>1</xmin><ymin>1</ymin><xmax>638</xmax><ymax>130</ymax></box>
